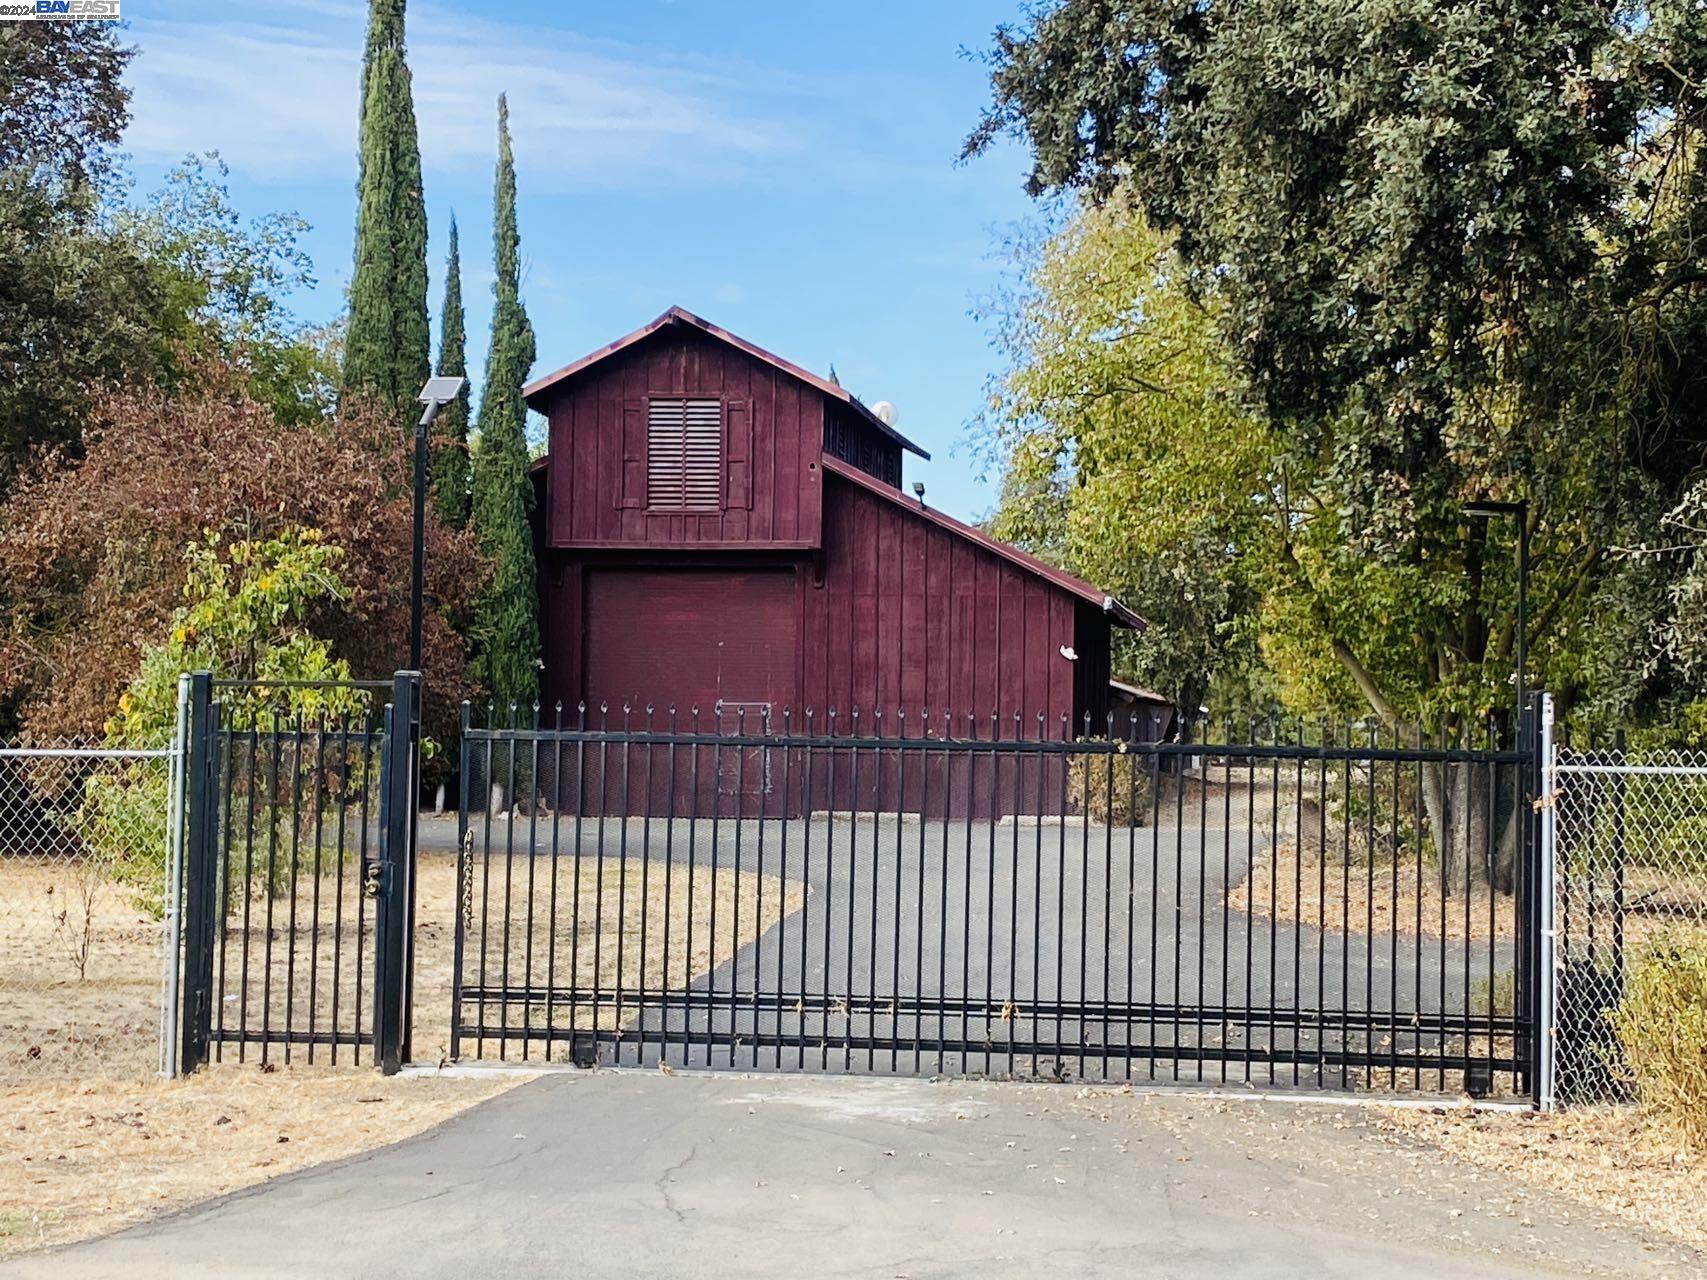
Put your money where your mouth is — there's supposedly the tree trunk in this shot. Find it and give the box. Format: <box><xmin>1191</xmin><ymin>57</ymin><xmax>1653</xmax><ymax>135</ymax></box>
<box><xmin>1419</xmin><ymin>756</ymin><xmax>1518</xmax><ymax>895</ymax></box>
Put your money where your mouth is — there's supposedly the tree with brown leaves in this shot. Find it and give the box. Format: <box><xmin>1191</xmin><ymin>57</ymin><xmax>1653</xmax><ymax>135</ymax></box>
<box><xmin>0</xmin><ymin>359</ymin><xmax>484</xmax><ymax>742</ymax></box>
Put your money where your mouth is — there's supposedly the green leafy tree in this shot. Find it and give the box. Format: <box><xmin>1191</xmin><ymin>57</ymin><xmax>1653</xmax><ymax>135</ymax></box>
<box><xmin>0</xmin><ymin>175</ymin><xmax>183</xmax><ymax>492</ymax></box>
<box><xmin>469</xmin><ymin>94</ymin><xmax>539</xmax><ymax>717</ymax></box>
<box><xmin>432</xmin><ymin>215</ymin><xmax>472</xmax><ymax>527</ymax></box>
<box><xmin>0</xmin><ymin>20</ymin><xmax>131</xmax><ymax>189</ymax></box>
<box><xmin>122</xmin><ymin>153</ymin><xmax>333</xmax><ymax>424</ymax></box>
<box><xmin>0</xmin><ymin>38</ymin><xmax>331</xmax><ymax>495</ymax></box>
<box><xmin>341</xmin><ymin>0</ymin><xmax>430</xmax><ymax>410</ymax></box>
<box><xmin>0</xmin><ymin>23</ymin><xmax>181</xmax><ymax>495</ymax></box>
<box><xmin>984</xmin><ymin>198</ymin><xmax>1269</xmax><ymax>724</ymax></box>
<box><xmin>970</xmin><ymin>0</ymin><xmax>1707</xmax><ymax>886</ymax></box>
<box><xmin>105</xmin><ymin>529</ymin><xmax>363</xmax><ymax>746</ymax></box>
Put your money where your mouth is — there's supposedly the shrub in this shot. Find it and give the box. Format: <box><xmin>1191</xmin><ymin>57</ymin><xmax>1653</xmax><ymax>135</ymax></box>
<box><xmin>82</xmin><ymin>528</ymin><xmax>370</xmax><ymax>913</ymax></box>
<box><xmin>1609</xmin><ymin>935</ymin><xmax>1707</xmax><ymax>1149</ymax></box>
<box><xmin>1069</xmin><ymin>742</ymin><xmax>1155</xmax><ymax>825</ymax></box>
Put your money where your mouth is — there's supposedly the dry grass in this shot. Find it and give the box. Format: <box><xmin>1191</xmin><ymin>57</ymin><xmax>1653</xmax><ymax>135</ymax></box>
<box><xmin>1228</xmin><ymin>840</ymin><xmax>1519</xmax><ymax>946</ymax></box>
<box><xmin>1381</xmin><ymin>1104</ymin><xmax>1707</xmax><ymax>1254</ymax></box>
<box><xmin>0</xmin><ymin>861</ymin><xmax>163</xmax><ymax>1081</ymax></box>
<box><xmin>1612</xmin><ymin>865</ymin><xmax>1707</xmax><ymax>955</ymax></box>
<box><xmin>0</xmin><ymin>1066</ymin><xmax>516</xmax><ymax>1258</ymax></box>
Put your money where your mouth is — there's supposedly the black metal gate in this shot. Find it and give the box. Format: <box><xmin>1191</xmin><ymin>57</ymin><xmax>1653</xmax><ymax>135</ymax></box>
<box><xmin>451</xmin><ymin>703</ymin><xmax>1540</xmax><ymax>1096</ymax></box>
<box><xmin>177</xmin><ymin>670</ymin><xmax>421</xmax><ymax>1074</ymax></box>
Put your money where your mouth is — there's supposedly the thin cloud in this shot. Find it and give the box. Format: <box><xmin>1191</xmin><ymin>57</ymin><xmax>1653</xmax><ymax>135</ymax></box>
<box><xmin>123</xmin><ymin>0</ymin><xmax>802</xmax><ymax>188</ymax></box>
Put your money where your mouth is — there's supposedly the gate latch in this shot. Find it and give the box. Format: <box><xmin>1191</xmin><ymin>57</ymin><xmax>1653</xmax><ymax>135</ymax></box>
<box><xmin>362</xmin><ymin>859</ymin><xmax>391</xmax><ymax>899</ymax></box>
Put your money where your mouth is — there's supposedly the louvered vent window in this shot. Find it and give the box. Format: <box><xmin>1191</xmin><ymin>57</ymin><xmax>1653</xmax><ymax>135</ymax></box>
<box><xmin>647</xmin><ymin>397</ymin><xmax>722</xmax><ymax>510</ymax></box>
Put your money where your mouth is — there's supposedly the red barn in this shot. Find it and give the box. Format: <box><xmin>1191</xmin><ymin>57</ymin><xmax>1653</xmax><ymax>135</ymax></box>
<box><xmin>526</xmin><ymin>307</ymin><xmax>1140</xmax><ymax>814</ymax></box>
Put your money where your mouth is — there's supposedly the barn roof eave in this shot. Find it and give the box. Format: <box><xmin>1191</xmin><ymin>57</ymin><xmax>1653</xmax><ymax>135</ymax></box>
<box><xmin>523</xmin><ymin>305</ymin><xmax>931</xmax><ymax>460</ymax></box>
<box><xmin>821</xmin><ymin>455</ymin><xmax>1145</xmax><ymax>630</ymax></box>
<box><xmin>1109</xmin><ymin>678</ymin><xmax>1171</xmax><ymax>704</ymax></box>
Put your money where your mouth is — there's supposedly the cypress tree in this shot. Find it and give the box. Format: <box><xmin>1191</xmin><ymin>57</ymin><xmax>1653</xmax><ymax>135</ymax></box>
<box><xmin>342</xmin><ymin>0</ymin><xmax>430</xmax><ymax>409</ymax></box>
<box><xmin>469</xmin><ymin>95</ymin><xmax>539</xmax><ymax>717</ymax></box>
<box><xmin>431</xmin><ymin>216</ymin><xmax>471</xmax><ymax>528</ymax></box>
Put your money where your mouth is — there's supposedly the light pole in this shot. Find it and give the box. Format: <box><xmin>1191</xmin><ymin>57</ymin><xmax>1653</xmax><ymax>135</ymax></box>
<box><xmin>1464</xmin><ymin>499</ymin><xmax>1529</xmax><ymax>711</ymax></box>
<box><xmin>411</xmin><ymin>376</ymin><xmax>466</xmax><ymax>672</ymax></box>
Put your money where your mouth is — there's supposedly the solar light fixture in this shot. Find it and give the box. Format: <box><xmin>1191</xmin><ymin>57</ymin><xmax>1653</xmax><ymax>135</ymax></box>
<box><xmin>417</xmin><ymin>375</ymin><xmax>466</xmax><ymax>425</ymax></box>
<box><xmin>913</xmin><ymin>481</ymin><xmax>926</xmax><ymax>507</ymax></box>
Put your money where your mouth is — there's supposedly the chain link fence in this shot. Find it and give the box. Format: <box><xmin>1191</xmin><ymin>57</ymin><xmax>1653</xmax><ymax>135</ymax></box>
<box><xmin>0</xmin><ymin>734</ymin><xmax>183</xmax><ymax>1082</ymax></box>
<box><xmin>1550</xmin><ymin>743</ymin><xmax>1707</xmax><ymax>1117</ymax></box>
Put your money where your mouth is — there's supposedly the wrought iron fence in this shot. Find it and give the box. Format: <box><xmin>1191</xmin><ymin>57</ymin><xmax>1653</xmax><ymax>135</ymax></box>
<box><xmin>0</xmin><ymin>730</ymin><xmax>184</xmax><ymax>1082</ymax></box>
<box><xmin>1548</xmin><ymin>733</ymin><xmax>1707</xmax><ymax>1109</ymax></box>
<box><xmin>452</xmin><ymin>704</ymin><xmax>1536</xmax><ymax>1095</ymax></box>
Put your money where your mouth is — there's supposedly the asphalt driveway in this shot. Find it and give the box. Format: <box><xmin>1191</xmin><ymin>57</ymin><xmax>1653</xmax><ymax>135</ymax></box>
<box><xmin>7</xmin><ymin>1070</ymin><xmax>1693</xmax><ymax>1280</ymax></box>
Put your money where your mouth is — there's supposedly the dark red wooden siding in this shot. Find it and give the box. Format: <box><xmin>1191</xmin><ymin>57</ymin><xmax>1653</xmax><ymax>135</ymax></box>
<box><xmin>583</xmin><ymin>567</ymin><xmax>797</xmax><ymax>716</ymax></box>
<box><xmin>801</xmin><ymin>471</ymin><xmax>1079</xmax><ymax>731</ymax></box>
<box><xmin>541</xmin><ymin>328</ymin><xmax>823</xmax><ymax>550</ymax></box>
<box><xmin>823</xmin><ymin>402</ymin><xmax>902</xmax><ymax>488</ymax></box>
<box><xmin>574</xmin><ymin>567</ymin><xmax>795</xmax><ymax>814</ymax></box>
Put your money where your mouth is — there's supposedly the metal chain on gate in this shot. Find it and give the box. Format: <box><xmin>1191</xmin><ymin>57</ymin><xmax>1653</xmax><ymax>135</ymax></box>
<box><xmin>460</xmin><ymin>827</ymin><xmax>475</xmax><ymax>935</ymax></box>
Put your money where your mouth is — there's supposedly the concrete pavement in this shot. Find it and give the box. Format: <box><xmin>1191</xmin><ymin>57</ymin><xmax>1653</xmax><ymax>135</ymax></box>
<box><xmin>7</xmin><ymin>1070</ymin><xmax>1695</xmax><ymax>1279</ymax></box>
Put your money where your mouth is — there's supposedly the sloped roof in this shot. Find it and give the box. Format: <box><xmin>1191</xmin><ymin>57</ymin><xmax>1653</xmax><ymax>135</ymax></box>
<box><xmin>524</xmin><ymin>305</ymin><xmax>930</xmax><ymax>460</ymax></box>
<box><xmin>1109</xmin><ymin>678</ymin><xmax>1172</xmax><ymax>705</ymax></box>
<box><xmin>821</xmin><ymin>456</ymin><xmax>1143</xmax><ymax>629</ymax></box>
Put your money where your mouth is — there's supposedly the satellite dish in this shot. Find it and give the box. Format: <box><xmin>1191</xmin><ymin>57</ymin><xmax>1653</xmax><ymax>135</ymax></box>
<box><xmin>872</xmin><ymin>400</ymin><xmax>899</xmax><ymax>427</ymax></box>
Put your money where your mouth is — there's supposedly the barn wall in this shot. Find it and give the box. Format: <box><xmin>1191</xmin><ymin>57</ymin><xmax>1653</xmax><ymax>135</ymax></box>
<box><xmin>795</xmin><ymin>472</ymin><xmax>1085</xmax><ymax>819</ymax></box>
<box><xmin>533</xmin><ymin>472</ymin><xmax>1110</xmax><ymax>819</ymax></box>
<box><xmin>537</xmin><ymin>551</ymin><xmax>583</xmax><ymax>719</ymax></box>
<box><xmin>803</xmin><ymin>473</ymin><xmax>1079</xmax><ymax>727</ymax></box>
<box><xmin>541</xmin><ymin>327</ymin><xmax>824</xmax><ymax>550</ymax></box>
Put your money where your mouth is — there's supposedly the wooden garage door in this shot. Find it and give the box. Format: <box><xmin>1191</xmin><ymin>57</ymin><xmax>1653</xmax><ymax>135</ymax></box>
<box><xmin>583</xmin><ymin>568</ymin><xmax>797</xmax><ymax>727</ymax></box>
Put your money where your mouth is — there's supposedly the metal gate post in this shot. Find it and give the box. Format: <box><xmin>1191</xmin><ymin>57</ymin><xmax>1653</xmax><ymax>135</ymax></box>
<box><xmin>1534</xmin><ymin>693</ymin><xmax>1558</xmax><ymax>1110</ymax></box>
<box><xmin>177</xmin><ymin>672</ymin><xmax>218</xmax><ymax>1075</ymax></box>
<box><xmin>372</xmin><ymin>670</ymin><xmax>422</xmax><ymax>1074</ymax></box>
<box><xmin>449</xmin><ymin>700</ymin><xmax>472</xmax><ymax>1063</ymax></box>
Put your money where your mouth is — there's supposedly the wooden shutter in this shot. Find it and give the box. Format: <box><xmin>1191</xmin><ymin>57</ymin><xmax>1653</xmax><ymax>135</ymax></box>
<box><xmin>682</xmin><ymin>398</ymin><xmax>722</xmax><ymax>510</ymax></box>
<box><xmin>725</xmin><ymin>398</ymin><xmax>753</xmax><ymax>509</ymax></box>
<box><xmin>618</xmin><ymin>399</ymin><xmax>645</xmax><ymax>509</ymax></box>
<box><xmin>646</xmin><ymin>398</ymin><xmax>723</xmax><ymax>511</ymax></box>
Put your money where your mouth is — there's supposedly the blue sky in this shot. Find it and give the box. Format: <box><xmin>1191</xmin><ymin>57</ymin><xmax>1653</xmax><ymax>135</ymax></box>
<box><xmin>120</xmin><ymin>0</ymin><xmax>1041</xmax><ymax>521</ymax></box>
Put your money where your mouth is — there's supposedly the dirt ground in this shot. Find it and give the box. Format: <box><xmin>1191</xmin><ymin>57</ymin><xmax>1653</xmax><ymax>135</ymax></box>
<box><xmin>0</xmin><ymin>846</ymin><xmax>797</xmax><ymax>1260</ymax></box>
<box><xmin>0</xmin><ymin>861</ymin><xmax>164</xmax><ymax>1081</ymax></box>
<box><xmin>1228</xmin><ymin>840</ymin><xmax>1520</xmax><ymax>946</ymax></box>
<box><xmin>0</xmin><ymin>1065</ymin><xmax>516</xmax><ymax>1259</ymax></box>
<box><xmin>1380</xmin><ymin>1104</ymin><xmax>1707</xmax><ymax>1255</ymax></box>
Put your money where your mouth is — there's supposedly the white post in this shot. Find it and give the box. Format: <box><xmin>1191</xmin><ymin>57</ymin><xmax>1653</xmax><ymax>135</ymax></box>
<box><xmin>1537</xmin><ymin>693</ymin><xmax>1558</xmax><ymax>1112</ymax></box>
<box><xmin>158</xmin><ymin>673</ymin><xmax>192</xmax><ymax>1078</ymax></box>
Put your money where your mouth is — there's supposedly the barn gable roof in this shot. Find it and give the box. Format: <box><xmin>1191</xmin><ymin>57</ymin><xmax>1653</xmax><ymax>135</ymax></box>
<box><xmin>821</xmin><ymin>456</ymin><xmax>1144</xmax><ymax>630</ymax></box>
<box><xmin>524</xmin><ymin>305</ymin><xmax>931</xmax><ymax>460</ymax></box>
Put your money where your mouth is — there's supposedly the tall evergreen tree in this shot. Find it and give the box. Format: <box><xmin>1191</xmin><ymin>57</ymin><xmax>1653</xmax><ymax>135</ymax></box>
<box><xmin>341</xmin><ymin>0</ymin><xmax>429</xmax><ymax>409</ymax></box>
<box><xmin>431</xmin><ymin>216</ymin><xmax>471</xmax><ymax>528</ymax></box>
<box><xmin>469</xmin><ymin>95</ymin><xmax>538</xmax><ymax>715</ymax></box>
